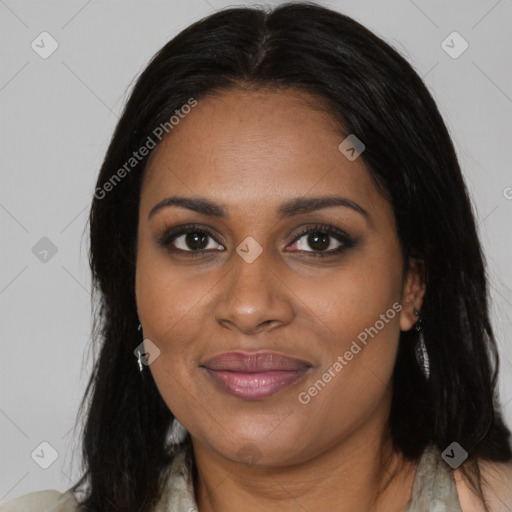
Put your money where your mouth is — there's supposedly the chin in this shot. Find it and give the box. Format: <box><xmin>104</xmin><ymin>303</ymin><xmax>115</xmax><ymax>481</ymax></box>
<box><xmin>210</xmin><ymin>431</ymin><xmax>311</xmax><ymax>468</ymax></box>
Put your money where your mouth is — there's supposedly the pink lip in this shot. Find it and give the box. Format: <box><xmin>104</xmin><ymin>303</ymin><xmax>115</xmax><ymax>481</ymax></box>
<box><xmin>201</xmin><ymin>351</ymin><xmax>312</xmax><ymax>400</ymax></box>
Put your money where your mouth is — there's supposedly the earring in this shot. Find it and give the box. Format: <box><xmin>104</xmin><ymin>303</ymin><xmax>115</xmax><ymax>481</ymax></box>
<box><xmin>166</xmin><ymin>417</ymin><xmax>188</xmax><ymax>446</ymax></box>
<box><xmin>137</xmin><ymin>323</ymin><xmax>144</xmax><ymax>373</ymax></box>
<box><xmin>414</xmin><ymin>307</ymin><xmax>430</xmax><ymax>379</ymax></box>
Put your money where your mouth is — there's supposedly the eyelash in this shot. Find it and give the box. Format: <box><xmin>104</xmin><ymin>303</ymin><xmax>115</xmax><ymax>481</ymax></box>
<box><xmin>157</xmin><ymin>223</ymin><xmax>355</xmax><ymax>258</ymax></box>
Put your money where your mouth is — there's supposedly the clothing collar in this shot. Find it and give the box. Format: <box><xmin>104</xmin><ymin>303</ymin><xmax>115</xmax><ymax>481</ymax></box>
<box><xmin>157</xmin><ymin>442</ymin><xmax>198</xmax><ymax>512</ymax></box>
<box><xmin>156</xmin><ymin>442</ymin><xmax>461</xmax><ymax>512</ymax></box>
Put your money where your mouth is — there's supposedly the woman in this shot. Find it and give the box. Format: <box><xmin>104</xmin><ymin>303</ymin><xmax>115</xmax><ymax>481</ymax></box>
<box><xmin>2</xmin><ymin>2</ymin><xmax>511</xmax><ymax>511</ymax></box>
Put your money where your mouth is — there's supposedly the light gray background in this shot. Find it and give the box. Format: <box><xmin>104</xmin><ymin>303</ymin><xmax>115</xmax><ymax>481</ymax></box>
<box><xmin>1</xmin><ymin>0</ymin><xmax>511</xmax><ymax>502</ymax></box>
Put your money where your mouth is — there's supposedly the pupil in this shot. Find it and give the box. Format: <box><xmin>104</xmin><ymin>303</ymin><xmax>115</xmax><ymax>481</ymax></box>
<box><xmin>186</xmin><ymin>232</ymin><xmax>208</xmax><ymax>250</ymax></box>
<box><xmin>309</xmin><ymin>232</ymin><xmax>329</xmax><ymax>251</ymax></box>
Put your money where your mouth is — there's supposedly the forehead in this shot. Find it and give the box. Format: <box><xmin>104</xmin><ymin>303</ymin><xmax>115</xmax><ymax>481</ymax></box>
<box><xmin>141</xmin><ymin>88</ymin><xmax>385</xmax><ymax>219</ymax></box>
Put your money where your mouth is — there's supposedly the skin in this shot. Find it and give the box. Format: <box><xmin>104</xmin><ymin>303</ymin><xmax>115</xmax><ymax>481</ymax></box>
<box><xmin>456</xmin><ymin>464</ymin><xmax>512</xmax><ymax>512</ymax></box>
<box><xmin>134</xmin><ymin>88</ymin><xmax>510</xmax><ymax>511</ymax></box>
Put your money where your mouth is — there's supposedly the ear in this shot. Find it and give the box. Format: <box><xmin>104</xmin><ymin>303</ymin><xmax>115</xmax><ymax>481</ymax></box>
<box><xmin>399</xmin><ymin>258</ymin><xmax>426</xmax><ymax>332</ymax></box>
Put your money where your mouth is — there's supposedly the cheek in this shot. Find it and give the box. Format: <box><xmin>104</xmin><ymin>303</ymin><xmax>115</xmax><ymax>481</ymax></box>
<box><xmin>296</xmin><ymin>320</ymin><xmax>400</xmax><ymax>445</ymax></box>
<box><xmin>134</xmin><ymin>247</ymin><xmax>228</xmax><ymax>391</ymax></box>
<box><xmin>148</xmin><ymin>357</ymin><xmax>193</xmax><ymax>421</ymax></box>
<box><xmin>290</xmin><ymin>246</ymin><xmax>402</xmax><ymax>423</ymax></box>
<box><xmin>135</xmin><ymin>260</ymin><xmax>205</xmax><ymax>416</ymax></box>
<box><xmin>287</xmin><ymin>242</ymin><xmax>403</xmax><ymax>347</ymax></box>
<box><xmin>135</xmin><ymin>244</ymin><xmax>213</xmax><ymax>344</ymax></box>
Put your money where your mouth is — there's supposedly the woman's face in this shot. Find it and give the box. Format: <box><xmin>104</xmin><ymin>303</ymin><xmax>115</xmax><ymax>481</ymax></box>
<box><xmin>135</xmin><ymin>88</ymin><xmax>424</xmax><ymax>466</ymax></box>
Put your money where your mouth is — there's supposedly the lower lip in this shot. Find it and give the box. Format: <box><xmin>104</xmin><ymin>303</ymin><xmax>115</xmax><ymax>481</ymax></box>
<box><xmin>203</xmin><ymin>368</ymin><xmax>309</xmax><ymax>399</ymax></box>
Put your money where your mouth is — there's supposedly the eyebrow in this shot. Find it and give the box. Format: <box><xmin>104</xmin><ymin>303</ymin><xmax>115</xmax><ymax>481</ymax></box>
<box><xmin>148</xmin><ymin>195</ymin><xmax>370</xmax><ymax>223</ymax></box>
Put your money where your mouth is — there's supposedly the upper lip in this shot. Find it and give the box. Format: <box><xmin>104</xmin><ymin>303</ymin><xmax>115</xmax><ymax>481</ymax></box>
<box><xmin>201</xmin><ymin>351</ymin><xmax>312</xmax><ymax>372</ymax></box>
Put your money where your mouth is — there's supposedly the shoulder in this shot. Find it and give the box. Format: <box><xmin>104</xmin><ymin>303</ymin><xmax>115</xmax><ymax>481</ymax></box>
<box><xmin>0</xmin><ymin>489</ymin><xmax>78</xmax><ymax>512</ymax></box>
<box><xmin>454</xmin><ymin>459</ymin><xmax>512</xmax><ymax>512</ymax></box>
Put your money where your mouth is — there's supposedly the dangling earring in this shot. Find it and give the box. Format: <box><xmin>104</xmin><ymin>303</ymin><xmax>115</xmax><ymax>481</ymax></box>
<box><xmin>166</xmin><ymin>417</ymin><xmax>188</xmax><ymax>446</ymax></box>
<box><xmin>136</xmin><ymin>323</ymin><xmax>144</xmax><ymax>373</ymax></box>
<box><xmin>414</xmin><ymin>307</ymin><xmax>430</xmax><ymax>379</ymax></box>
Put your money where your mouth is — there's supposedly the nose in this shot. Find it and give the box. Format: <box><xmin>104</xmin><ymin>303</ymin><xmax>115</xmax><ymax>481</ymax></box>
<box><xmin>213</xmin><ymin>248</ymin><xmax>295</xmax><ymax>335</ymax></box>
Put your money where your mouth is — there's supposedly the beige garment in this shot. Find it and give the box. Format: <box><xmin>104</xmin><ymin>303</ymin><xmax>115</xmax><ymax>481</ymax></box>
<box><xmin>403</xmin><ymin>445</ymin><xmax>463</xmax><ymax>512</ymax></box>
<box><xmin>0</xmin><ymin>444</ymin><xmax>462</xmax><ymax>511</ymax></box>
<box><xmin>0</xmin><ymin>490</ymin><xmax>78</xmax><ymax>512</ymax></box>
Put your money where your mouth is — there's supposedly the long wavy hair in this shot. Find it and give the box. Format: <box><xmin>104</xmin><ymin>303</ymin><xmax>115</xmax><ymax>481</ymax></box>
<box><xmin>69</xmin><ymin>2</ymin><xmax>511</xmax><ymax>510</ymax></box>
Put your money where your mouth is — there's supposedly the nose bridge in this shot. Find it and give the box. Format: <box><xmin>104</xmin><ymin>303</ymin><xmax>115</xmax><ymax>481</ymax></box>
<box><xmin>214</xmin><ymin>243</ymin><xmax>293</xmax><ymax>333</ymax></box>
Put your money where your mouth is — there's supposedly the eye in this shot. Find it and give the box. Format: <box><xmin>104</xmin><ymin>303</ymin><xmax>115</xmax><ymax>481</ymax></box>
<box><xmin>157</xmin><ymin>223</ymin><xmax>355</xmax><ymax>257</ymax></box>
<box><xmin>157</xmin><ymin>224</ymin><xmax>224</xmax><ymax>253</ymax></box>
<box><xmin>287</xmin><ymin>224</ymin><xmax>354</xmax><ymax>256</ymax></box>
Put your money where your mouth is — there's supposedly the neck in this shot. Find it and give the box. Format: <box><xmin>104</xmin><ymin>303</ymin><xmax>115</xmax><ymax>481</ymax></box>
<box><xmin>192</xmin><ymin>395</ymin><xmax>418</xmax><ymax>512</ymax></box>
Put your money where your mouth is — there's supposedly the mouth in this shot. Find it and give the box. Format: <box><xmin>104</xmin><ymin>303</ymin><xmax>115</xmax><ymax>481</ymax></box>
<box><xmin>200</xmin><ymin>351</ymin><xmax>313</xmax><ymax>400</ymax></box>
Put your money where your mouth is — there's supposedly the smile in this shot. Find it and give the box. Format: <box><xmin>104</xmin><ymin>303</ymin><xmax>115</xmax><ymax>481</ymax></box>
<box><xmin>201</xmin><ymin>351</ymin><xmax>312</xmax><ymax>400</ymax></box>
